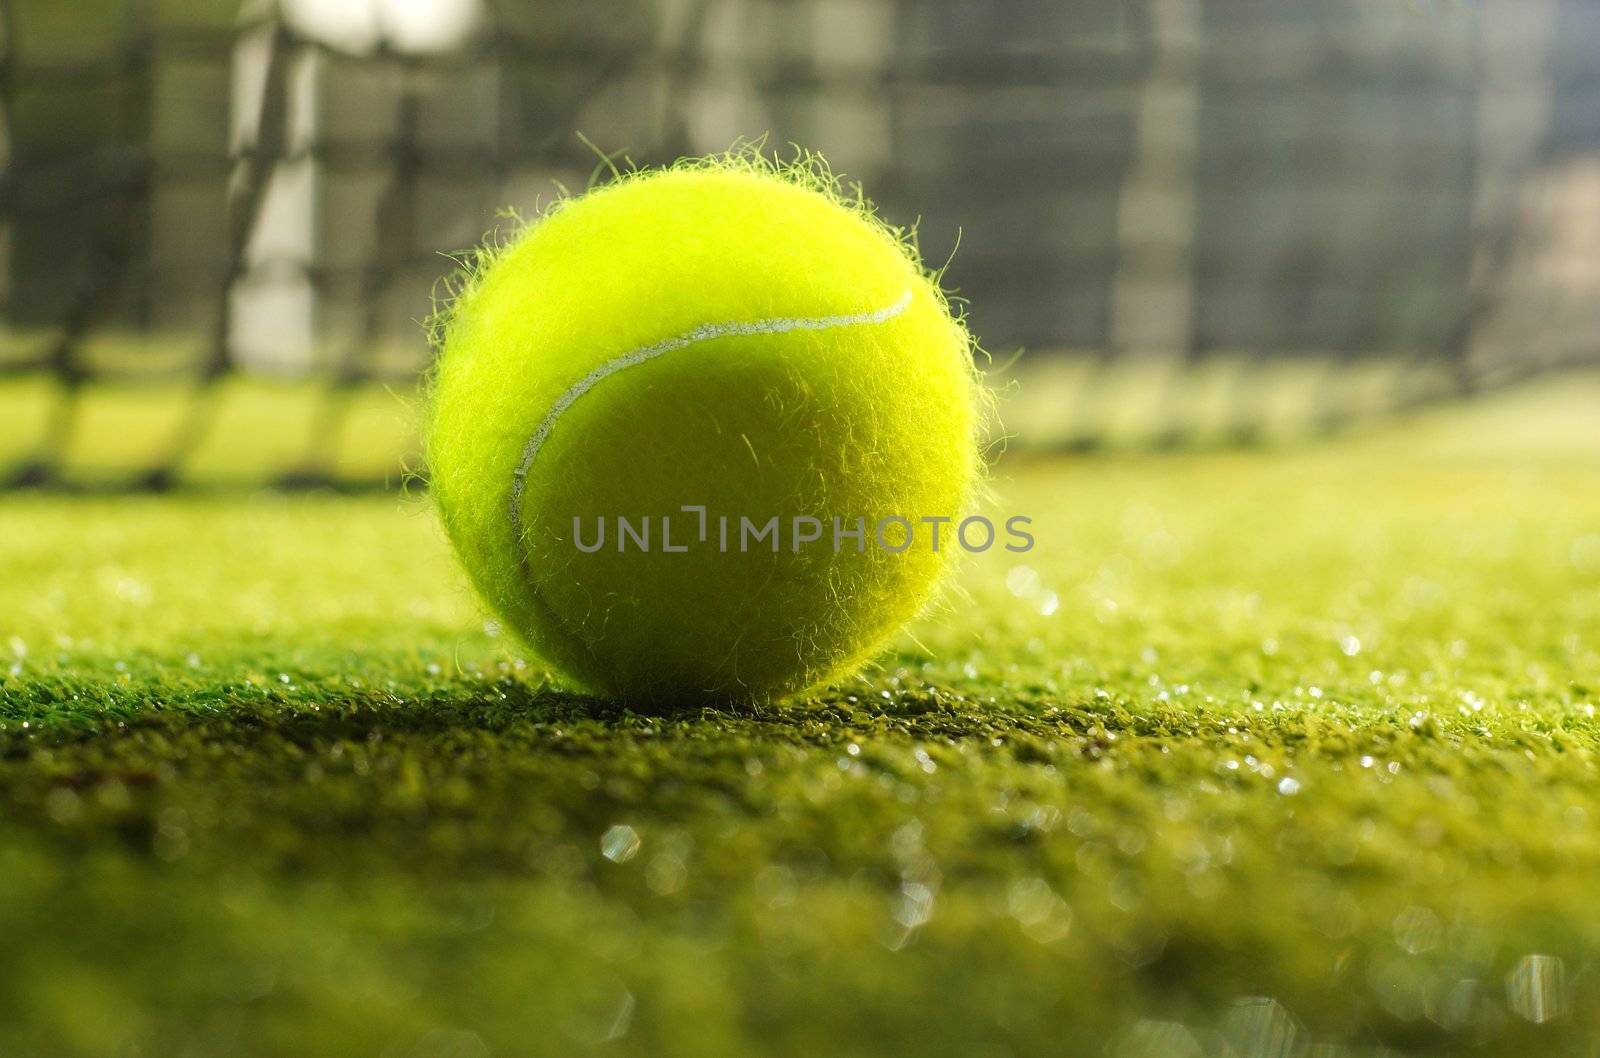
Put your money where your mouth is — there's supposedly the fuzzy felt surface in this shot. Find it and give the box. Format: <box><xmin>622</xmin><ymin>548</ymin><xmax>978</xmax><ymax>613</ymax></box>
<box><xmin>428</xmin><ymin>156</ymin><xmax>984</xmax><ymax>702</ymax></box>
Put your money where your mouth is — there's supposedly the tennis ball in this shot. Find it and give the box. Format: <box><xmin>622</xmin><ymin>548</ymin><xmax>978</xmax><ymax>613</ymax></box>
<box><xmin>427</xmin><ymin>155</ymin><xmax>983</xmax><ymax>703</ymax></box>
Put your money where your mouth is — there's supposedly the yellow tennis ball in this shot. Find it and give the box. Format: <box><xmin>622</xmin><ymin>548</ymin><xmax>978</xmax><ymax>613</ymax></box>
<box><xmin>427</xmin><ymin>156</ymin><xmax>983</xmax><ymax>703</ymax></box>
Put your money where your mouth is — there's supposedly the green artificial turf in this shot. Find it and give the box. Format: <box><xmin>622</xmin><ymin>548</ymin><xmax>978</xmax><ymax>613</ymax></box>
<box><xmin>1</xmin><ymin>377</ymin><xmax>1598</xmax><ymax>1058</ymax></box>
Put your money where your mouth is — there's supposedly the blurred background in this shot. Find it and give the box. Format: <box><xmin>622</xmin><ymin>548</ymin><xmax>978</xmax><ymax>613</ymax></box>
<box><xmin>1</xmin><ymin>0</ymin><xmax>1597</xmax><ymax>489</ymax></box>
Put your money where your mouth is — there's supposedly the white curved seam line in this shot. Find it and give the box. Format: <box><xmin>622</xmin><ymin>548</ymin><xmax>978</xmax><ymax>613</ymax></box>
<box><xmin>509</xmin><ymin>289</ymin><xmax>913</xmax><ymax>533</ymax></box>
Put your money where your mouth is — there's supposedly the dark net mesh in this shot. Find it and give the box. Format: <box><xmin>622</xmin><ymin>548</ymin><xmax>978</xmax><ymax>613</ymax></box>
<box><xmin>1</xmin><ymin>0</ymin><xmax>1596</xmax><ymax>488</ymax></box>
